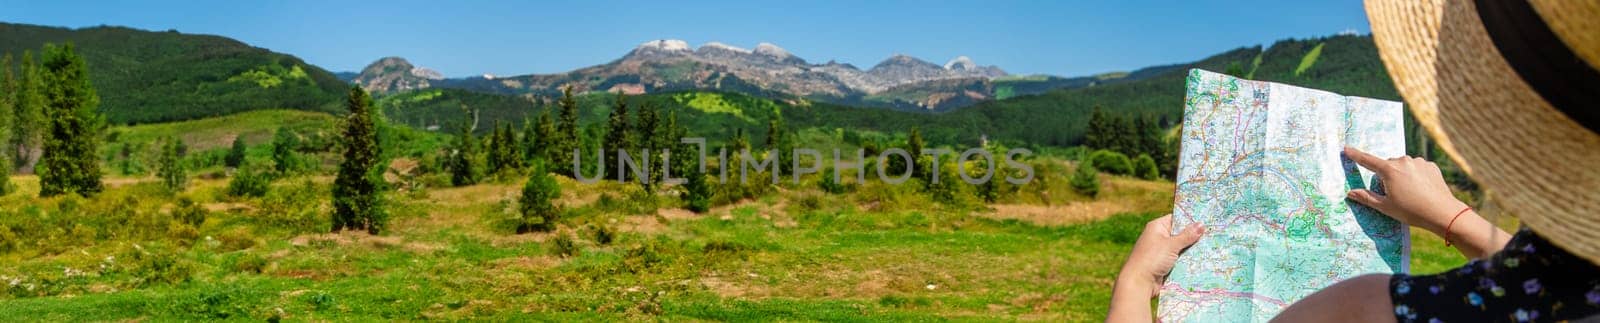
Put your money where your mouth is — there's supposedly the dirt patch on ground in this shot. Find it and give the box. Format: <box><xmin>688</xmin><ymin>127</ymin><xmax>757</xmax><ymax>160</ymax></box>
<box><xmin>490</xmin><ymin>255</ymin><xmax>563</xmax><ymax>271</ymax></box>
<box><xmin>979</xmin><ymin>201</ymin><xmax>1142</xmax><ymax>226</ymax></box>
<box><xmin>700</xmin><ymin>272</ymin><xmax>772</xmax><ymax>299</ymax></box>
<box><xmin>426</xmin><ymin>183</ymin><xmax>521</xmax><ymax>206</ymax></box>
<box><xmin>203</xmin><ymin>202</ymin><xmax>253</xmax><ymax>213</ymax></box>
<box><xmin>288</xmin><ymin>231</ymin><xmax>443</xmax><ymax>254</ymax></box>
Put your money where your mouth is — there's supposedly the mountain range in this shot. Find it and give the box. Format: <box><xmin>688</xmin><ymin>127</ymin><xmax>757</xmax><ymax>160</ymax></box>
<box><xmin>345</xmin><ymin>40</ymin><xmax>1130</xmax><ymax>112</ymax></box>
<box><xmin>0</xmin><ymin>21</ymin><xmax>1400</xmax><ymax>150</ymax></box>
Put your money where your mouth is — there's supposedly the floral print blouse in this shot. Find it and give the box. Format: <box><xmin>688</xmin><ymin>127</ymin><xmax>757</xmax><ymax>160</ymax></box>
<box><xmin>1390</xmin><ymin>227</ymin><xmax>1600</xmax><ymax>322</ymax></box>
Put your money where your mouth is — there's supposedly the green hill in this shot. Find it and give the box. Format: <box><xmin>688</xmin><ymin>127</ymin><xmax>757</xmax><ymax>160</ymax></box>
<box><xmin>944</xmin><ymin>34</ymin><xmax>1398</xmax><ymax>147</ymax></box>
<box><xmin>0</xmin><ymin>23</ymin><xmax>349</xmax><ymax>124</ymax></box>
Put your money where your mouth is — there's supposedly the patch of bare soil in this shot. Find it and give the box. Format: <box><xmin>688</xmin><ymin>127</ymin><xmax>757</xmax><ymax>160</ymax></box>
<box><xmin>979</xmin><ymin>201</ymin><xmax>1141</xmax><ymax>226</ymax></box>
<box><xmin>288</xmin><ymin>231</ymin><xmax>443</xmax><ymax>254</ymax></box>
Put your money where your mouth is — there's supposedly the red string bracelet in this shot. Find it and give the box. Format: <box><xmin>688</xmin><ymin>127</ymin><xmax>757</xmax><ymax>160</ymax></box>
<box><xmin>1443</xmin><ymin>206</ymin><xmax>1472</xmax><ymax>247</ymax></box>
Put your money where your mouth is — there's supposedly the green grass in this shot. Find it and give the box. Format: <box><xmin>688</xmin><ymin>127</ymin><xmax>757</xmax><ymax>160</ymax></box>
<box><xmin>108</xmin><ymin>109</ymin><xmax>336</xmax><ymax>151</ymax></box>
<box><xmin>0</xmin><ymin>168</ymin><xmax>1474</xmax><ymax>321</ymax></box>
<box><xmin>1293</xmin><ymin>42</ymin><xmax>1325</xmax><ymax>77</ymax></box>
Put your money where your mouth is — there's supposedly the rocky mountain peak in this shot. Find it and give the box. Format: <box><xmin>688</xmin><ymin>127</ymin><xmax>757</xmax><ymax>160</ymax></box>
<box><xmin>354</xmin><ymin>56</ymin><xmax>441</xmax><ymax>94</ymax></box>
<box><xmin>872</xmin><ymin>54</ymin><xmax>941</xmax><ymax>71</ymax></box>
<box><xmin>753</xmin><ymin>42</ymin><xmax>791</xmax><ymax>58</ymax></box>
<box><xmin>699</xmin><ymin>42</ymin><xmax>750</xmax><ymax>54</ymax></box>
<box><xmin>628</xmin><ymin>39</ymin><xmax>692</xmax><ymax>59</ymax></box>
<box><xmin>944</xmin><ymin>56</ymin><xmax>976</xmax><ymax>70</ymax></box>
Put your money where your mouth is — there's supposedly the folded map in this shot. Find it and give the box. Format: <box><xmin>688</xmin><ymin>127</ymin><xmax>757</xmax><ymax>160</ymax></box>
<box><xmin>1157</xmin><ymin>69</ymin><xmax>1410</xmax><ymax>322</ymax></box>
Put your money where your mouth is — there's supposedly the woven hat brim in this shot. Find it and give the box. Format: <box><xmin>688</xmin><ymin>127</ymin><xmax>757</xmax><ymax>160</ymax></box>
<box><xmin>1366</xmin><ymin>0</ymin><xmax>1600</xmax><ymax>264</ymax></box>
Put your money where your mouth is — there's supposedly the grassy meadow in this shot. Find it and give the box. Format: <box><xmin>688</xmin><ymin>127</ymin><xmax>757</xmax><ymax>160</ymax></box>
<box><xmin>0</xmin><ymin>111</ymin><xmax>1477</xmax><ymax>321</ymax></box>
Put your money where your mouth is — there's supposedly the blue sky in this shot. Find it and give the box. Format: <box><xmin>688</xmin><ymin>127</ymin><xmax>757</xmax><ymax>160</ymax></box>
<box><xmin>0</xmin><ymin>0</ymin><xmax>1371</xmax><ymax>78</ymax></box>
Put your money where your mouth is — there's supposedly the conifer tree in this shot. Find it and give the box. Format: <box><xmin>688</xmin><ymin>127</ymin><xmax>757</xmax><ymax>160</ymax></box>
<box><xmin>517</xmin><ymin>160</ymin><xmax>561</xmax><ymax>233</ymax></box>
<box><xmin>486</xmin><ymin>121</ymin><xmax>522</xmax><ymax>174</ymax></box>
<box><xmin>37</xmin><ymin>44</ymin><xmax>104</xmax><ymax>197</ymax></box>
<box><xmin>448</xmin><ymin>108</ymin><xmax>484</xmax><ymax>186</ymax></box>
<box><xmin>0</xmin><ymin>53</ymin><xmax>15</xmax><ymax>195</ymax></box>
<box><xmin>603</xmin><ymin>93</ymin><xmax>632</xmax><ymax>175</ymax></box>
<box><xmin>634</xmin><ymin>102</ymin><xmax>660</xmax><ymax>191</ymax></box>
<box><xmin>682</xmin><ymin>163</ymin><xmax>712</xmax><ymax>213</ymax></box>
<box><xmin>907</xmin><ymin>127</ymin><xmax>925</xmax><ymax>179</ymax></box>
<box><xmin>12</xmin><ymin>51</ymin><xmax>44</xmax><ymax>171</ymax></box>
<box><xmin>332</xmin><ymin>86</ymin><xmax>386</xmax><ymax>234</ymax></box>
<box><xmin>535</xmin><ymin>110</ymin><xmax>558</xmax><ymax>165</ymax></box>
<box><xmin>271</xmin><ymin>127</ymin><xmax>301</xmax><ymax>174</ymax></box>
<box><xmin>554</xmin><ymin>86</ymin><xmax>579</xmax><ymax>176</ymax></box>
<box><xmin>225</xmin><ymin>135</ymin><xmax>247</xmax><ymax>168</ymax></box>
<box><xmin>1070</xmin><ymin>158</ymin><xmax>1100</xmax><ymax>198</ymax></box>
<box><xmin>521</xmin><ymin>116</ymin><xmax>539</xmax><ymax>161</ymax></box>
<box><xmin>1084</xmin><ymin>105</ymin><xmax>1109</xmax><ymax>150</ymax></box>
<box><xmin>764</xmin><ymin>112</ymin><xmax>793</xmax><ymax>175</ymax></box>
<box><xmin>157</xmin><ymin>136</ymin><xmax>188</xmax><ymax>192</ymax></box>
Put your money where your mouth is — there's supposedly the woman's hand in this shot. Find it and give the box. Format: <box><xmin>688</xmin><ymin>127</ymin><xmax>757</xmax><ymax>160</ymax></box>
<box><xmin>1342</xmin><ymin>147</ymin><xmax>1468</xmax><ymax>234</ymax></box>
<box><xmin>1342</xmin><ymin>146</ymin><xmax>1508</xmax><ymax>258</ymax></box>
<box><xmin>1107</xmin><ymin>214</ymin><xmax>1205</xmax><ymax>323</ymax></box>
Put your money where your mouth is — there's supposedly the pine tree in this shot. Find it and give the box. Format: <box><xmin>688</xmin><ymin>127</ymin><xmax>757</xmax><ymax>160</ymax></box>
<box><xmin>907</xmin><ymin>127</ymin><xmax>925</xmax><ymax>179</ymax></box>
<box><xmin>682</xmin><ymin>163</ymin><xmax>712</xmax><ymax>213</ymax></box>
<box><xmin>12</xmin><ymin>51</ymin><xmax>44</xmax><ymax>171</ymax></box>
<box><xmin>37</xmin><ymin>44</ymin><xmax>104</xmax><ymax>197</ymax></box>
<box><xmin>225</xmin><ymin>135</ymin><xmax>247</xmax><ymax>168</ymax></box>
<box><xmin>535</xmin><ymin>110</ymin><xmax>558</xmax><ymax>166</ymax></box>
<box><xmin>1084</xmin><ymin>105</ymin><xmax>1109</xmax><ymax>149</ymax></box>
<box><xmin>0</xmin><ymin>53</ymin><xmax>16</xmax><ymax>195</ymax></box>
<box><xmin>521</xmin><ymin>116</ymin><xmax>539</xmax><ymax>161</ymax></box>
<box><xmin>157</xmin><ymin>136</ymin><xmax>188</xmax><ymax>192</ymax></box>
<box><xmin>332</xmin><ymin>86</ymin><xmax>386</xmax><ymax>234</ymax></box>
<box><xmin>502</xmin><ymin>123</ymin><xmax>523</xmax><ymax>170</ymax></box>
<box><xmin>448</xmin><ymin>108</ymin><xmax>483</xmax><ymax>186</ymax></box>
<box><xmin>517</xmin><ymin>160</ymin><xmax>561</xmax><ymax>233</ymax></box>
<box><xmin>486</xmin><ymin>121</ymin><xmax>522</xmax><ymax>174</ymax></box>
<box><xmin>764</xmin><ymin>112</ymin><xmax>793</xmax><ymax>175</ymax></box>
<box><xmin>271</xmin><ymin>127</ymin><xmax>301</xmax><ymax>174</ymax></box>
<box><xmin>634</xmin><ymin>102</ymin><xmax>660</xmax><ymax>191</ymax></box>
<box><xmin>603</xmin><ymin>93</ymin><xmax>632</xmax><ymax>176</ymax></box>
<box><xmin>554</xmin><ymin>86</ymin><xmax>579</xmax><ymax>176</ymax></box>
<box><xmin>1070</xmin><ymin>159</ymin><xmax>1100</xmax><ymax>198</ymax></box>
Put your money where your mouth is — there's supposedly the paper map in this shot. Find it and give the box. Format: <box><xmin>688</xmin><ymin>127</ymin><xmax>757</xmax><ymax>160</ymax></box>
<box><xmin>1157</xmin><ymin>69</ymin><xmax>1410</xmax><ymax>322</ymax></box>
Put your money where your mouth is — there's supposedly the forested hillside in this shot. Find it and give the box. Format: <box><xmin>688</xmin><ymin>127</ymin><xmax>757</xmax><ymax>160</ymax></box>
<box><xmin>947</xmin><ymin>34</ymin><xmax>1398</xmax><ymax>147</ymax></box>
<box><xmin>0</xmin><ymin>23</ymin><xmax>348</xmax><ymax>124</ymax></box>
<box><xmin>371</xmin><ymin>35</ymin><xmax>1398</xmax><ymax>152</ymax></box>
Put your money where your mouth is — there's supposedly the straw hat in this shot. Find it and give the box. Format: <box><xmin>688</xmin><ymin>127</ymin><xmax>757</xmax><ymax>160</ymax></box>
<box><xmin>1365</xmin><ymin>0</ymin><xmax>1600</xmax><ymax>264</ymax></box>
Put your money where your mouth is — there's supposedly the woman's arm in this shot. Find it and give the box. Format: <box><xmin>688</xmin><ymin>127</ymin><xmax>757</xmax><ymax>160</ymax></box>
<box><xmin>1106</xmin><ymin>215</ymin><xmax>1205</xmax><ymax>323</ymax></box>
<box><xmin>1343</xmin><ymin>147</ymin><xmax>1511</xmax><ymax>258</ymax></box>
<box><xmin>1269</xmin><ymin>274</ymin><xmax>1397</xmax><ymax>323</ymax></box>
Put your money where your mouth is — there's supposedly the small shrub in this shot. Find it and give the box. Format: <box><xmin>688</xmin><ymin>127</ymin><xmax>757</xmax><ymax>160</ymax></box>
<box><xmin>682</xmin><ymin>168</ymin><xmax>713</xmax><ymax>213</ymax></box>
<box><xmin>215</xmin><ymin>228</ymin><xmax>258</xmax><ymax>252</ymax></box>
<box><xmin>227</xmin><ymin>165</ymin><xmax>271</xmax><ymax>198</ymax></box>
<box><xmin>516</xmin><ymin>162</ymin><xmax>561</xmax><ymax>233</ymax></box>
<box><xmin>818</xmin><ymin>167</ymin><xmax>853</xmax><ymax>194</ymax></box>
<box><xmin>621</xmin><ymin>242</ymin><xmax>664</xmax><ymax>273</ymax></box>
<box><xmin>231</xmin><ymin>253</ymin><xmax>268</xmax><ymax>274</ymax></box>
<box><xmin>157</xmin><ymin>137</ymin><xmax>189</xmax><ymax>193</ymax></box>
<box><xmin>592</xmin><ymin>225</ymin><xmax>616</xmax><ymax>245</ymax></box>
<box><xmin>551</xmin><ymin>233</ymin><xmax>579</xmax><ymax>258</ymax></box>
<box><xmin>1134</xmin><ymin>154</ymin><xmax>1160</xmax><ymax>180</ymax></box>
<box><xmin>702</xmin><ymin>240</ymin><xmax>752</xmax><ymax>257</ymax></box>
<box><xmin>172</xmin><ymin>197</ymin><xmax>208</xmax><ymax>227</ymax></box>
<box><xmin>1070</xmin><ymin>160</ymin><xmax>1101</xmax><ymax>198</ymax></box>
<box><xmin>224</xmin><ymin>136</ymin><xmax>247</xmax><ymax>168</ymax></box>
<box><xmin>1088</xmin><ymin>150</ymin><xmax>1133</xmax><ymax>175</ymax></box>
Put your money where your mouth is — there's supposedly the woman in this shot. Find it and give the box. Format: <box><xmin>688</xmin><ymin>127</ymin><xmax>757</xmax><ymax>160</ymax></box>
<box><xmin>1109</xmin><ymin>0</ymin><xmax>1600</xmax><ymax>322</ymax></box>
